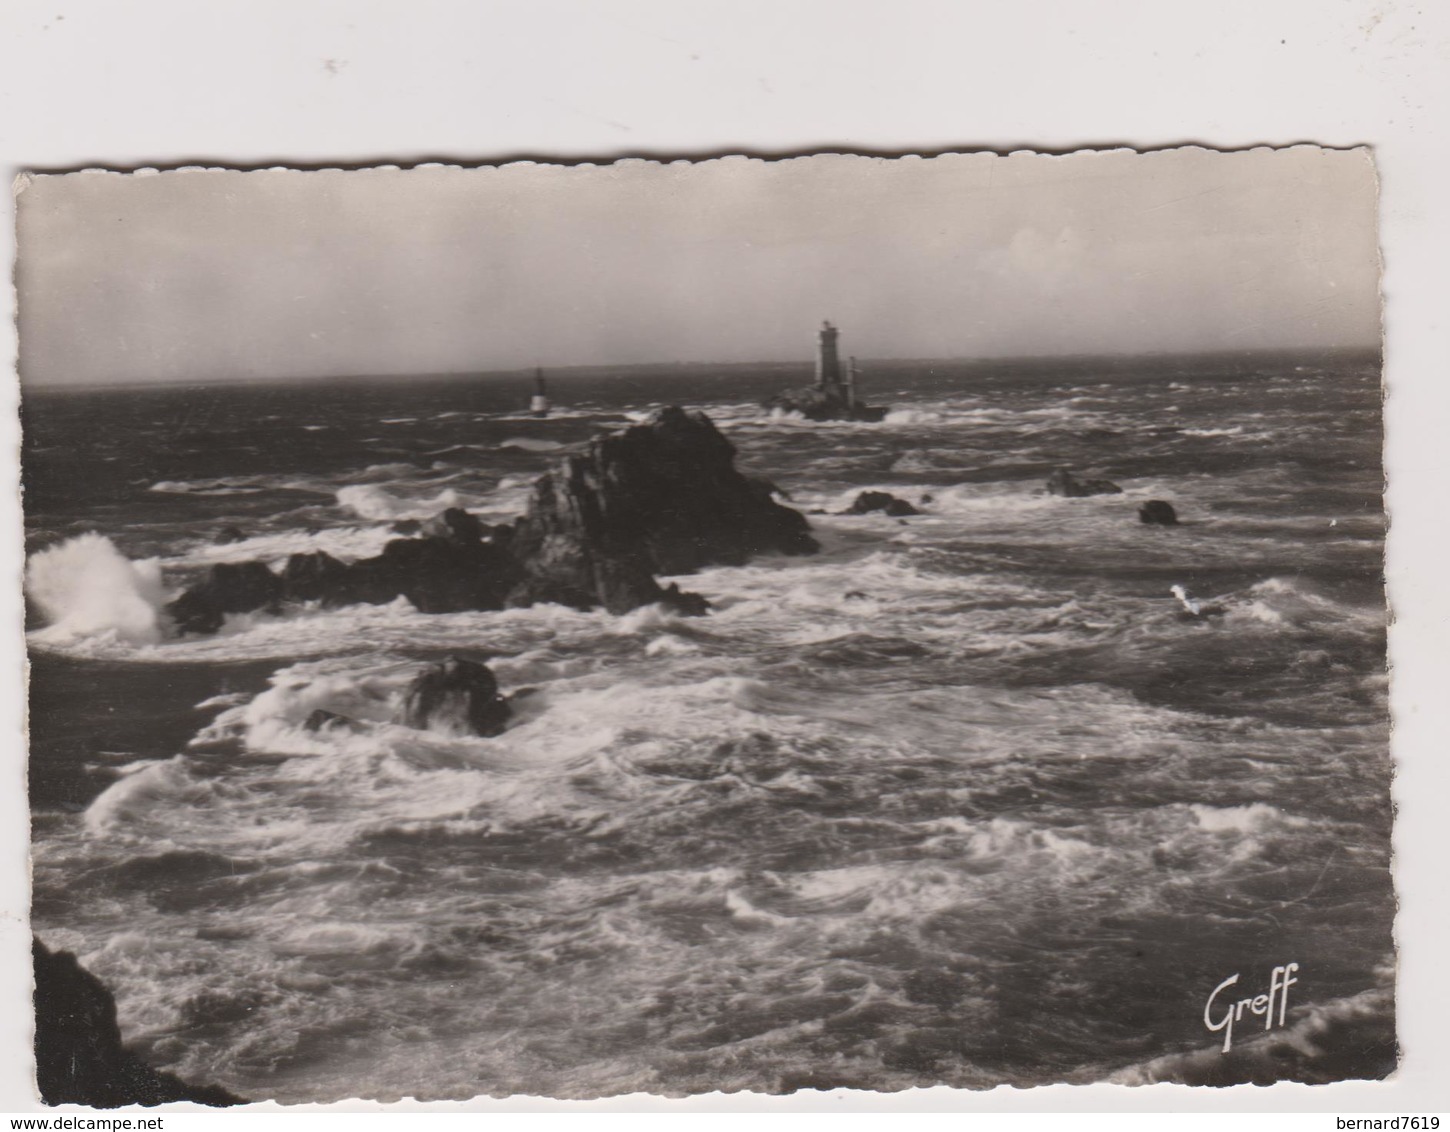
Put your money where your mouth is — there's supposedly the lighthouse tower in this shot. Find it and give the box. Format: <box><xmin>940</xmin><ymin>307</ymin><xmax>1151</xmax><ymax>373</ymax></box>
<box><xmin>814</xmin><ymin>320</ymin><xmax>843</xmax><ymax>396</ymax></box>
<box><xmin>763</xmin><ymin>319</ymin><xmax>885</xmax><ymax>421</ymax></box>
<box><xmin>530</xmin><ymin>368</ymin><xmax>550</xmax><ymax>418</ymax></box>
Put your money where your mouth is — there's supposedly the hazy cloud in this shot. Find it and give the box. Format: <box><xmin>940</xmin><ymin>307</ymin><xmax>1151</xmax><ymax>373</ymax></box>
<box><xmin>16</xmin><ymin>149</ymin><xmax>1382</xmax><ymax>386</ymax></box>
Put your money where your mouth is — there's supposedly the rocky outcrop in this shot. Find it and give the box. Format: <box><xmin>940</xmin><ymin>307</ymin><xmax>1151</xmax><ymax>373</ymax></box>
<box><xmin>505</xmin><ymin>406</ymin><xmax>816</xmax><ymax>611</ymax></box>
<box><xmin>278</xmin><ymin>550</ymin><xmax>348</xmax><ymax>603</ymax></box>
<box><xmin>1139</xmin><ymin>500</ymin><xmax>1179</xmax><ymax>525</ymax></box>
<box><xmin>165</xmin><ymin>407</ymin><xmax>812</xmax><ymax>629</ymax></box>
<box><xmin>165</xmin><ymin>561</ymin><xmax>283</xmax><ymax>635</ymax></box>
<box><xmin>1045</xmin><ymin>468</ymin><xmax>1123</xmax><ymax>497</ymax></box>
<box><xmin>842</xmin><ymin>491</ymin><xmax>921</xmax><ymax>517</ymax></box>
<box><xmin>397</xmin><ymin>657</ymin><xmax>511</xmax><ymax>737</ymax></box>
<box><xmin>764</xmin><ymin>386</ymin><xmax>887</xmax><ymax>422</ymax></box>
<box><xmin>33</xmin><ymin>937</ymin><xmax>243</xmax><ymax>1108</ymax></box>
<box><xmin>337</xmin><ymin>534</ymin><xmax>522</xmax><ymax>613</ymax></box>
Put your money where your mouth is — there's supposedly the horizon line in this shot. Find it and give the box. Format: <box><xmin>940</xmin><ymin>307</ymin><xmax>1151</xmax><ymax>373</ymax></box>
<box><xmin>21</xmin><ymin>342</ymin><xmax>1384</xmax><ymax>394</ymax></box>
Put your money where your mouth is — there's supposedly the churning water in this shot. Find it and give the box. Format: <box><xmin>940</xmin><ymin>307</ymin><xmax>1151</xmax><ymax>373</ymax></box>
<box><xmin>24</xmin><ymin>354</ymin><xmax>1392</xmax><ymax>1100</ymax></box>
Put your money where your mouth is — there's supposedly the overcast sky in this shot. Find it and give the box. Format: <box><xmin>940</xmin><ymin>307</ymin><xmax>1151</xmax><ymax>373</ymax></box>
<box><xmin>16</xmin><ymin>148</ymin><xmax>1381</xmax><ymax>386</ymax></box>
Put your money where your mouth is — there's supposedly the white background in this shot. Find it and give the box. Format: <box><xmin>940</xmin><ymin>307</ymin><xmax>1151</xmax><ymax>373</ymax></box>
<box><xmin>0</xmin><ymin>0</ymin><xmax>1445</xmax><ymax>1115</ymax></box>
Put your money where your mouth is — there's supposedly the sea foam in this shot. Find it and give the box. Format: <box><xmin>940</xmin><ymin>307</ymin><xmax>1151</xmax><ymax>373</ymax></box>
<box><xmin>26</xmin><ymin>533</ymin><xmax>169</xmax><ymax>646</ymax></box>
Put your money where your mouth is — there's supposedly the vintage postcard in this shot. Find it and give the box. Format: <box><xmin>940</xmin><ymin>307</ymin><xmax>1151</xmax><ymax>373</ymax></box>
<box><xmin>17</xmin><ymin>149</ymin><xmax>1392</xmax><ymax>1105</ymax></box>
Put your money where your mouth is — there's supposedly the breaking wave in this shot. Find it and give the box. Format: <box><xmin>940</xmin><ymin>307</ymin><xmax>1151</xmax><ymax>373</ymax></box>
<box><xmin>26</xmin><ymin>533</ymin><xmax>169</xmax><ymax>646</ymax></box>
<box><xmin>335</xmin><ymin>484</ymin><xmax>480</xmax><ymax>521</ymax></box>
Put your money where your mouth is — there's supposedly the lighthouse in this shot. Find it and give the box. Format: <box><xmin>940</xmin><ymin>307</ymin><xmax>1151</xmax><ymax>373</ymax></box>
<box><xmin>530</xmin><ymin>368</ymin><xmax>550</xmax><ymax>418</ymax></box>
<box><xmin>762</xmin><ymin>319</ymin><xmax>887</xmax><ymax>422</ymax></box>
<box><xmin>814</xmin><ymin>320</ymin><xmax>843</xmax><ymax>396</ymax></box>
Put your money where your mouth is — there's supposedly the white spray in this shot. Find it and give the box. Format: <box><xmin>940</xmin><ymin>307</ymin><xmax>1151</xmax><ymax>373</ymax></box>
<box><xmin>25</xmin><ymin>533</ymin><xmax>168</xmax><ymax>645</ymax></box>
<box><xmin>1170</xmin><ymin>584</ymin><xmax>1202</xmax><ymax>616</ymax></box>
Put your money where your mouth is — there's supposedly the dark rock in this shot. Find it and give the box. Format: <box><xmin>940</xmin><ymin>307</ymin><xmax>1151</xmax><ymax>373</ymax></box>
<box><xmin>214</xmin><ymin>526</ymin><xmax>246</xmax><ymax>545</ymax></box>
<box><xmin>844</xmin><ymin>590</ymin><xmax>871</xmax><ymax>601</ymax></box>
<box><xmin>397</xmin><ymin>657</ymin><xmax>511</xmax><ymax>737</ymax></box>
<box><xmin>504</xmin><ymin>507</ymin><xmax>665</xmax><ymax>615</ymax></box>
<box><xmin>342</xmin><ymin>536</ymin><xmax>523</xmax><ymax>613</ymax></box>
<box><xmin>303</xmin><ymin>709</ymin><xmax>348</xmax><ymax>732</ymax></box>
<box><xmin>506</xmin><ymin>406</ymin><xmax>813</xmax><ymax>612</ymax></box>
<box><xmin>279</xmin><ymin>536</ymin><xmax>523</xmax><ymax>615</ymax></box>
<box><xmin>166</xmin><ymin>561</ymin><xmax>283</xmax><ymax>635</ymax></box>
<box><xmin>745</xmin><ymin>475</ymin><xmax>792</xmax><ymax>502</ymax></box>
<box><xmin>658</xmin><ymin>583</ymin><xmax>712</xmax><ymax>617</ymax></box>
<box><xmin>764</xmin><ymin>386</ymin><xmax>888</xmax><ymax>422</ymax></box>
<box><xmin>1045</xmin><ymin>468</ymin><xmax>1123</xmax><ymax>497</ymax></box>
<box><xmin>419</xmin><ymin>507</ymin><xmax>485</xmax><ymax>543</ymax></box>
<box><xmin>843</xmin><ymin>490</ymin><xmax>921</xmax><ymax>517</ymax></box>
<box><xmin>33</xmin><ymin>937</ymin><xmax>243</xmax><ymax>1108</ymax></box>
<box><xmin>1139</xmin><ymin>500</ymin><xmax>1179</xmax><ymax>525</ymax></box>
<box><xmin>280</xmin><ymin>550</ymin><xmax>350</xmax><ymax>603</ymax></box>
<box><xmin>162</xmin><ymin>408</ymin><xmax>802</xmax><ymax>629</ymax></box>
<box><xmin>390</xmin><ymin>519</ymin><xmax>423</xmax><ymax>536</ymax></box>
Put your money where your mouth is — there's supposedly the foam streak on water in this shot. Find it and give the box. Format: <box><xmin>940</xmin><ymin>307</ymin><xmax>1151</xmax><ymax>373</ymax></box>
<box><xmin>24</xmin><ymin>357</ymin><xmax>1391</xmax><ymax>1099</ymax></box>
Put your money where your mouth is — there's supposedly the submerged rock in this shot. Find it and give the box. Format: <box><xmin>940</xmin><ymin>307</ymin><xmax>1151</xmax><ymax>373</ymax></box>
<box><xmin>302</xmin><ymin>709</ymin><xmax>351</xmax><ymax>732</ymax></box>
<box><xmin>166</xmin><ymin>561</ymin><xmax>283</xmax><ymax>635</ymax></box>
<box><xmin>397</xmin><ymin>657</ymin><xmax>511</xmax><ymax>737</ymax></box>
<box><xmin>214</xmin><ymin>526</ymin><xmax>246</xmax><ymax>545</ymax></box>
<box><xmin>419</xmin><ymin>506</ymin><xmax>486</xmax><ymax>543</ymax></box>
<box><xmin>1139</xmin><ymin>500</ymin><xmax>1179</xmax><ymax>525</ymax></box>
<box><xmin>843</xmin><ymin>490</ymin><xmax>921</xmax><ymax>517</ymax></box>
<box><xmin>658</xmin><ymin>582</ymin><xmax>712</xmax><ymax>617</ymax></box>
<box><xmin>33</xmin><ymin>937</ymin><xmax>243</xmax><ymax>1108</ymax></box>
<box><xmin>1045</xmin><ymin>468</ymin><xmax>1123</xmax><ymax>497</ymax></box>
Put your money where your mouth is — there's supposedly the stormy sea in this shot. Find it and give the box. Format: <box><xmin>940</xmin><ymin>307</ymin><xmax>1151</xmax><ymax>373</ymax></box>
<box><xmin>23</xmin><ymin>351</ymin><xmax>1393</xmax><ymax>1101</ymax></box>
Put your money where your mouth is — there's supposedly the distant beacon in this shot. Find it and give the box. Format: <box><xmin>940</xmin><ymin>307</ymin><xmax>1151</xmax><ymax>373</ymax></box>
<box><xmin>530</xmin><ymin>368</ymin><xmax>549</xmax><ymax>418</ymax></box>
<box><xmin>815</xmin><ymin>320</ymin><xmax>843</xmax><ymax>394</ymax></box>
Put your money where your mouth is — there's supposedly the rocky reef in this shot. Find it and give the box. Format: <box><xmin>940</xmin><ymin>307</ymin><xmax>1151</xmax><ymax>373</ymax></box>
<box><xmin>33</xmin><ymin>937</ymin><xmax>243</xmax><ymax>1108</ymax></box>
<box><xmin>1044</xmin><ymin>467</ymin><xmax>1123</xmax><ymax>497</ymax></box>
<box><xmin>507</xmin><ymin>405</ymin><xmax>816</xmax><ymax>613</ymax></box>
<box><xmin>763</xmin><ymin>386</ymin><xmax>887</xmax><ymax>422</ymax></box>
<box><xmin>166</xmin><ymin>406</ymin><xmax>818</xmax><ymax>633</ymax></box>
<box><xmin>840</xmin><ymin>490</ymin><xmax>921</xmax><ymax>517</ymax></box>
<box><xmin>166</xmin><ymin>561</ymin><xmax>284</xmax><ymax>635</ymax></box>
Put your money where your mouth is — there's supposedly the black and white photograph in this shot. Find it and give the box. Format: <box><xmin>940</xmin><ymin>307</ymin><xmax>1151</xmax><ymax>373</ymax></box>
<box><xmin>18</xmin><ymin>148</ymin><xmax>1393</xmax><ymax>1105</ymax></box>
